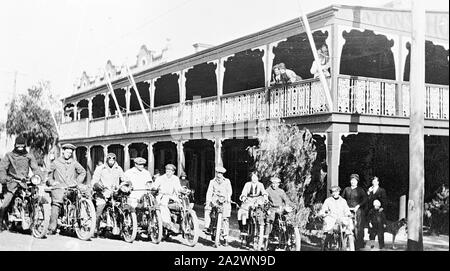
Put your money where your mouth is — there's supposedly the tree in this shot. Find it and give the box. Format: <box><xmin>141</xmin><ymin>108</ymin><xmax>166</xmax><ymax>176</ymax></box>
<box><xmin>6</xmin><ymin>83</ymin><xmax>58</xmax><ymax>165</ymax></box>
<box><xmin>248</xmin><ymin>120</ymin><xmax>317</xmax><ymax>231</ymax></box>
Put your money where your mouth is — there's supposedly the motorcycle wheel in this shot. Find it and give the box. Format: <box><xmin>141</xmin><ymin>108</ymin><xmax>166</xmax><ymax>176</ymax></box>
<box><xmin>75</xmin><ymin>198</ymin><xmax>96</xmax><ymax>241</ymax></box>
<box><xmin>214</xmin><ymin>212</ymin><xmax>223</xmax><ymax>248</ymax></box>
<box><xmin>246</xmin><ymin>221</ymin><xmax>255</xmax><ymax>249</ymax></box>
<box><xmin>286</xmin><ymin>226</ymin><xmax>301</xmax><ymax>251</ymax></box>
<box><xmin>253</xmin><ymin>224</ymin><xmax>264</xmax><ymax>251</ymax></box>
<box><xmin>343</xmin><ymin>234</ymin><xmax>355</xmax><ymax>251</ymax></box>
<box><xmin>183</xmin><ymin>209</ymin><xmax>199</xmax><ymax>247</ymax></box>
<box><xmin>122</xmin><ymin>210</ymin><xmax>138</xmax><ymax>243</ymax></box>
<box><xmin>148</xmin><ymin>209</ymin><xmax>163</xmax><ymax>244</ymax></box>
<box><xmin>31</xmin><ymin>203</ymin><xmax>50</xmax><ymax>238</ymax></box>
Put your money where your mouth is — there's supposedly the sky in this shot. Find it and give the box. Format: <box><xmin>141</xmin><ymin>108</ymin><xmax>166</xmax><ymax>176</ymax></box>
<box><xmin>0</xmin><ymin>0</ymin><xmax>449</xmax><ymax>123</ymax></box>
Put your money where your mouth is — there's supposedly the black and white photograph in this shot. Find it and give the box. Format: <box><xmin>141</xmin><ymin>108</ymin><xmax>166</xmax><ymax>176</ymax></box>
<box><xmin>0</xmin><ymin>0</ymin><xmax>448</xmax><ymax>258</ymax></box>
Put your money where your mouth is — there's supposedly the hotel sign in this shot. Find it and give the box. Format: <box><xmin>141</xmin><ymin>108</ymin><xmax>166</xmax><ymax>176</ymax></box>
<box><xmin>358</xmin><ymin>10</ymin><xmax>449</xmax><ymax>40</ymax></box>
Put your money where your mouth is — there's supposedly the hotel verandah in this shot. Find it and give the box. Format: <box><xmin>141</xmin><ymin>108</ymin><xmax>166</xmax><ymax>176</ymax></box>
<box><xmin>58</xmin><ymin>5</ymin><xmax>449</xmax><ymax>219</ymax></box>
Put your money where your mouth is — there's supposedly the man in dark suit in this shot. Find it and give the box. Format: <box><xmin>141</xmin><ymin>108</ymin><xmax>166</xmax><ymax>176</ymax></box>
<box><xmin>367</xmin><ymin>176</ymin><xmax>387</xmax><ymax>212</ymax></box>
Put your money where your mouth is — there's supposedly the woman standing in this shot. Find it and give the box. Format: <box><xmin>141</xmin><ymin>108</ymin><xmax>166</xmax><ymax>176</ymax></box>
<box><xmin>341</xmin><ymin>173</ymin><xmax>368</xmax><ymax>250</ymax></box>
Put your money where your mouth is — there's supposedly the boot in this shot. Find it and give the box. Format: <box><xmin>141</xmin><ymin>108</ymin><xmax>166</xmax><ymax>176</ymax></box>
<box><xmin>48</xmin><ymin>204</ymin><xmax>60</xmax><ymax>234</ymax></box>
<box><xmin>238</xmin><ymin>220</ymin><xmax>243</xmax><ymax>232</ymax></box>
<box><xmin>0</xmin><ymin>209</ymin><xmax>6</xmax><ymax>232</ymax></box>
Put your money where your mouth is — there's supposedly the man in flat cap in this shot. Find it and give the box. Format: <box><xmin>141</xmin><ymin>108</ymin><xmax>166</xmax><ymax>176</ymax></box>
<box><xmin>91</xmin><ymin>152</ymin><xmax>127</xmax><ymax>235</ymax></box>
<box><xmin>319</xmin><ymin>185</ymin><xmax>353</xmax><ymax>248</ymax></box>
<box><xmin>124</xmin><ymin>157</ymin><xmax>152</xmax><ymax>208</ymax></box>
<box><xmin>264</xmin><ymin>177</ymin><xmax>294</xmax><ymax>237</ymax></box>
<box><xmin>203</xmin><ymin>166</ymin><xmax>232</xmax><ymax>245</ymax></box>
<box><xmin>0</xmin><ymin>135</ymin><xmax>43</xmax><ymax>232</ymax></box>
<box><xmin>151</xmin><ymin>163</ymin><xmax>183</xmax><ymax>233</ymax></box>
<box><xmin>47</xmin><ymin>143</ymin><xmax>87</xmax><ymax>234</ymax></box>
<box><xmin>341</xmin><ymin>173</ymin><xmax>367</xmax><ymax>250</ymax></box>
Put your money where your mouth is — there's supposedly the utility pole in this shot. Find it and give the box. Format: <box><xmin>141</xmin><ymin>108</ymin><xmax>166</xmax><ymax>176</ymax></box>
<box><xmin>407</xmin><ymin>0</ymin><xmax>425</xmax><ymax>251</ymax></box>
<box><xmin>12</xmin><ymin>71</ymin><xmax>18</xmax><ymax>99</ymax></box>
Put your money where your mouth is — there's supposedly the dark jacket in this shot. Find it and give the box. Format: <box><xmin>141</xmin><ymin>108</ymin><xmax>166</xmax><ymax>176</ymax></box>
<box><xmin>367</xmin><ymin>208</ymin><xmax>386</xmax><ymax>228</ymax></box>
<box><xmin>0</xmin><ymin>151</ymin><xmax>42</xmax><ymax>184</ymax></box>
<box><xmin>47</xmin><ymin>156</ymin><xmax>86</xmax><ymax>189</ymax></box>
<box><xmin>341</xmin><ymin>186</ymin><xmax>368</xmax><ymax>209</ymax></box>
<box><xmin>368</xmin><ymin>187</ymin><xmax>387</xmax><ymax>209</ymax></box>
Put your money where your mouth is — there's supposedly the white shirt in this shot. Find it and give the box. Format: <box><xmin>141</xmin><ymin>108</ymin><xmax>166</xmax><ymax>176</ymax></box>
<box><xmin>320</xmin><ymin>196</ymin><xmax>352</xmax><ymax>219</ymax></box>
<box><xmin>152</xmin><ymin>174</ymin><xmax>182</xmax><ymax>196</ymax></box>
<box><xmin>124</xmin><ymin>167</ymin><xmax>152</xmax><ymax>191</ymax></box>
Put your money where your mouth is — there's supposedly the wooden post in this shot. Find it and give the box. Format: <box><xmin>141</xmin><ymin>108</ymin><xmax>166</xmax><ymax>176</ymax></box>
<box><xmin>325</xmin><ymin>131</ymin><xmax>340</xmax><ymax>196</ymax></box>
<box><xmin>297</xmin><ymin>1</ymin><xmax>333</xmax><ymax>111</ymax></box>
<box><xmin>124</xmin><ymin>143</ymin><xmax>130</xmax><ymax>171</ymax></box>
<box><xmin>148</xmin><ymin>142</ymin><xmax>155</xmax><ymax>175</ymax></box>
<box><xmin>407</xmin><ymin>0</ymin><xmax>425</xmax><ymax>251</ymax></box>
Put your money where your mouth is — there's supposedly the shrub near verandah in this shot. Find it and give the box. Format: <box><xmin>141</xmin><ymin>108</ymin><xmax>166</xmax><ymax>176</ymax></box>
<box><xmin>248</xmin><ymin>120</ymin><xmax>317</xmax><ymax>232</ymax></box>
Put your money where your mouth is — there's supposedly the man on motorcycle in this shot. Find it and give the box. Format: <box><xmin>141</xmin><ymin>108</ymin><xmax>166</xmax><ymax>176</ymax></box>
<box><xmin>203</xmin><ymin>166</ymin><xmax>232</xmax><ymax>245</ymax></box>
<box><xmin>151</xmin><ymin>164</ymin><xmax>183</xmax><ymax>233</ymax></box>
<box><xmin>265</xmin><ymin>177</ymin><xmax>293</xmax><ymax>236</ymax></box>
<box><xmin>0</xmin><ymin>136</ymin><xmax>44</xmax><ymax>232</ymax></box>
<box><xmin>124</xmin><ymin>157</ymin><xmax>152</xmax><ymax>208</ymax></box>
<box><xmin>237</xmin><ymin>171</ymin><xmax>268</xmax><ymax>235</ymax></box>
<box><xmin>46</xmin><ymin>143</ymin><xmax>87</xmax><ymax>234</ymax></box>
<box><xmin>319</xmin><ymin>186</ymin><xmax>353</xmax><ymax>247</ymax></box>
<box><xmin>92</xmin><ymin>152</ymin><xmax>128</xmax><ymax>235</ymax></box>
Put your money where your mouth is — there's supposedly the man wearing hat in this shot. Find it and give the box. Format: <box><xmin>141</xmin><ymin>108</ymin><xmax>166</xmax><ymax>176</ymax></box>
<box><xmin>0</xmin><ymin>135</ymin><xmax>43</xmax><ymax>232</ymax></box>
<box><xmin>47</xmin><ymin>143</ymin><xmax>87</xmax><ymax>234</ymax></box>
<box><xmin>203</xmin><ymin>166</ymin><xmax>232</xmax><ymax>245</ymax></box>
<box><xmin>179</xmin><ymin>172</ymin><xmax>194</xmax><ymax>202</ymax></box>
<box><xmin>341</xmin><ymin>173</ymin><xmax>368</xmax><ymax>250</ymax></box>
<box><xmin>124</xmin><ymin>157</ymin><xmax>152</xmax><ymax>208</ymax></box>
<box><xmin>92</xmin><ymin>152</ymin><xmax>127</xmax><ymax>234</ymax></box>
<box><xmin>319</xmin><ymin>185</ymin><xmax>353</xmax><ymax>247</ymax></box>
<box><xmin>264</xmin><ymin>177</ymin><xmax>293</xmax><ymax>236</ymax></box>
<box><xmin>151</xmin><ymin>163</ymin><xmax>183</xmax><ymax>233</ymax></box>
<box><xmin>238</xmin><ymin>171</ymin><xmax>268</xmax><ymax>235</ymax></box>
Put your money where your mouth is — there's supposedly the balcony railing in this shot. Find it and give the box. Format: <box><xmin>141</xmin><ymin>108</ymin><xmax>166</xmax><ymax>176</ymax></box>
<box><xmin>183</xmin><ymin>96</ymin><xmax>218</xmax><ymax>127</ymax></box>
<box><xmin>59</xmin><ymin>118</ymin><xmax>88</xmax><ymax>139</ymax></box>
<box><xmin>336</xmin><ymin>75</ymin><xmax>449</xmax><ymax>120</ymax></box>
<box><xmin>152</xmin><ymin>104</ymin><xmax>180</xmax><ymax>130</ymax></box>
<box><xmin>59</xmin><ymin>76</ymin><xmax>449</xmax><ymax>140</ymax></box>
<box><xmin>128</xmin><ymin>109</ymin><xmax>151</xmax><ymax>133</ymax></box>
<box><xmin>89</xmin><ymin>117</ymin><xmax>105</xmax><ymax>137</ymax></box>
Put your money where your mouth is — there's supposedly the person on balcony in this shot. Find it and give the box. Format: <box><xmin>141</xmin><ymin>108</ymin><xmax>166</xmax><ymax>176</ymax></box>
<box><xmin>271</xmin><ymin>63</ymin><xmax>302</xmax><ymax>86</ymax></box>
<box><xmin>124</xmin><ymin>157</ymin><xmax>153</xmax><ymax>208</ymax></box>
<box><xmin>203</xmin><ymin>166</ymin><xmax>232</xmax><ymax>246</ymax></box>
<box><xmin>310</xmin><ymin>44</ymin><xmax>331</xmax><ymax>78</ymax></box>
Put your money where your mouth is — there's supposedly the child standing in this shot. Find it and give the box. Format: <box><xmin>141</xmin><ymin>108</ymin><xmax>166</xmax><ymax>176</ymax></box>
<box><xmin>367</xmin><ymin>199</ymin><xmax>387</xmax><ymax>249</ymax></box>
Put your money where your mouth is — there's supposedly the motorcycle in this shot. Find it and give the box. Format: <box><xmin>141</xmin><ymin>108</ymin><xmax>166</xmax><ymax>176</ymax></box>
<box><xmin>2</xmin><ymin>175</ymin><xmax>50</xmax><ymax>238</ymax></box>
<box><xmin>207</xmin><ymin>193</ymin><xmax>228</xmax><ymax>248</ymax></box>
<box><xmin>321</xmin><ymin>212</ymin><xmax>355</xmax><ymax>251</ymax></box>
<box><xmin>47</xmin><ymin>185</ymin><xmax>96</xmax><ymax>241</ymax></box>
<box><xmin>163</xmin><ymin>188</ymin><xmax>199</xmax><ymax>247</ymax></box>
<box><xmin>97</xmin><ymin>183</ymin><xmax>138</xmax><ymax>243</ymax></box>
<box><xmin>238</xmin><ymin>196</ymin><xmax>268</xmax><ymax>250</ymax></box>
<box><xmin>262</xmin><ymin>205</ymin><xmax>301</xmax><ymax>251</ymax></box>
<box><xmin>135</xmin><ymin>187</ymin><xmax>163</xmax><ymax>244</ymax></box>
